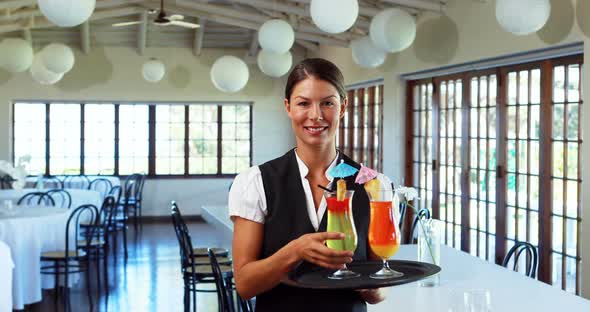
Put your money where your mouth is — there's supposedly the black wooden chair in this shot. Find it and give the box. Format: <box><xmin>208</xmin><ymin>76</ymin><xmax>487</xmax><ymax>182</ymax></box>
<box><xmin>40</xmin><ymin>204</ymin><xmax>99</xmax><ymax>312</ymax></box>
<box><xmin>120</xmin><ymin>174</ymin><xmax>145</xmax><ymax>230</ymax></box>
<box><xmin>63</xmin><ymin>175</ymin><xmax>91</xmax><ymax>189</ymax></box>
<box><xmin>46</xmin><ymin>189</ymin><xmax>72</xmax><ymax>209</ymax></box>
<box><xmin>36</xmin><ymin>176</ymin><xmax>63</xmax><ymax>189</ymax></box>
<box><xmin>89</xmin><ymin>178</ymin><xmax>113</xmax><ymax>199</ymax></box>
<box><xmin>502</xmin><ymin>241</ymin><xmax>538</xmax><ymax>278</ymax></box>
<box><xmin>0</xmin><ymin>175</ymin><xmax>14</xmax><ymax>189</ymax></box>
<box><xmin>79</xmin><ymin>196</ymin><xmax>117</xmax><ymax>295</ymax></box>
<box><xmin>17</xmin><ymin>192</ymin><xmax>55</xmax><ymax>206</ymax></box>
<box><xmin>209</xmin><ymin>249</ymin><xmax>235</xmax><ymax>312</ymax></box>
<box><xmin>409</xmin><ymin>208</ymin><xmax>431</xmax><ymax>244</ymax></box>
<box><xmin>171</xmin><ymin>202</ymin><xmax>233</xmax><ymax>312</ymax></box>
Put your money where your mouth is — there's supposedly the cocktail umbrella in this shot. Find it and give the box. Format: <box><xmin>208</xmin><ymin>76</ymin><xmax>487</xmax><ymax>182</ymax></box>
<box><xmin>328</xmin><ymin>160</ymin><xmax>358</xmax><ymax>178</ymax></box>
<box><xmin>328</xmin><ymin>160</ymin><xmax>358</xmax><ymax>200</ymax></box>
<box><xmin>354</xmin><ymin>163</ymin><xmax>378</xmax><ymax>184</ymax></box>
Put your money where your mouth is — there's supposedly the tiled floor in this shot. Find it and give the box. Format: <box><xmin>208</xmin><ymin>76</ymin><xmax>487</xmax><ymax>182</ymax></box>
<box><xmin>23</xmin><ymin>220</ymin><xmax>233</xmax><ymax>312</ymax></box>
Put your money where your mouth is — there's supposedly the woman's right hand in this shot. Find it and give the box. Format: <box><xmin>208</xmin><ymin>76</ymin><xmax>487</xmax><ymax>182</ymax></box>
<box><xmin>290</xmin><ymin>232</ymin><xmax>354</xmax><ymax>269</ymax></box>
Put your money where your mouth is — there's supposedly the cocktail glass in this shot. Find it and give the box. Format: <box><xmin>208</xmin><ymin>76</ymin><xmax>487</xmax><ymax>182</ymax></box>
<box><xmin>367</xmin><ymin>190</ymin><xmax>403</xmax><ymax>279</ymax></box>
<box><xmin>324</xmin><ymin>190</ymin><xmax>360</xmax><ymax>279</ymax></box>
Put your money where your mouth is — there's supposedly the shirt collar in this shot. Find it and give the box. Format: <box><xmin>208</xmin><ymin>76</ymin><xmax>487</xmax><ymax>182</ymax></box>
<box><xmin>294</xmin><ymin>149</ymin><xmax>339</xmax><ymax>182</ymax></box>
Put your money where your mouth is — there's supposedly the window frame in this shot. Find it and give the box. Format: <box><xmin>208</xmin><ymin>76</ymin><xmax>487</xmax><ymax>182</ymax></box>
<box><xmin>11</xmin><ymin>101</ymin><xmax>253</xmax><ymax>179</ymax></box>
<box><xmin>405</xmin><ymin>54</ymin><xmax>583</xmax><ymax>294</ymax></box>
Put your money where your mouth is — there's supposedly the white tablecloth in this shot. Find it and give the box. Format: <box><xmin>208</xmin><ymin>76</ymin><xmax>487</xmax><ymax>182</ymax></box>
<box><xmin>25</xmin><ymin>176</ymin><xmax>121</xmax><ymax>189</ymax></box>
<box><xmin>0</xmin><ymin>240</ymin><xmax>13</xmax><ymax>312</ymax></box>
<box><xmin>369</xmin><ymin>245</ymin><xmax>590</xmax><ymax>311</ymax></box>
<box><xmin>0</xmin><ymin>206</ymin><xmax>72</xmax><ymax>310</ymax></box>
<box><xmin>0</xmin><ymin>188</ymin><xmax>102</xmax><ymax>209</ymax></box>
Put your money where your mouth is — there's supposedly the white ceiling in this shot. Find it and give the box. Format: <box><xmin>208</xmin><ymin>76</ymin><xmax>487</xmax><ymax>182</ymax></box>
<box><xmin>0</xmin><ymin>0</ymin><xmax>446</xmax><ymax>55</ymax></box>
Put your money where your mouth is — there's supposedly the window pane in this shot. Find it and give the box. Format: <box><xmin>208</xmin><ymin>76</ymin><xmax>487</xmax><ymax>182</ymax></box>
<box><xmin>84</xmin><ymin>104</ymin><xmax>114</xmax><ymax>175</ymax></box>
<box><xmin>189</xmin><ymin>105</ymin><xmax>218</xmax><ymax>174</ymax></box>
<box><xmin>50</xmin><ymin>104</ymin><xmax>81</xmax><ymax>175</ymax></box>
<box><xmin>155</xmin><ymin>105</ymin><xmax>185</xmax><ymax>175</ymax></box>
<box><xmin>221</xmin><ymin>105</ymin><xmax>251</xmax><ymax>174</ymax></box>
<box><xmin>13</xmin><ymin>103</ymin><xmax>46</xmax><ymax>175</ymax></box>
<box><xmin>119</xmin><ymin>104</ymin><xmax>149</xmax><ymax>175</ymax></box>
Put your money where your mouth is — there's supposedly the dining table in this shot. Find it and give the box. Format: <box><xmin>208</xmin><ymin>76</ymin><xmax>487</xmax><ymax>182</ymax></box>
<box><xmin>0</xmin><ymin>204</ymin><xmax>92</xmax><ymax>310</ymax></box>
<box><xmin>369</xmin><ymin>244</ymin><xmax>590</xmax><ymax>311</ymax></box>
<box><xmin>0</xmin><ymin>188</ymin><xmax>102</xmax><ymax>208</ymax></box>
<box><xmin>0</xmin><ymin>240</ymin><xmax>13</xmax><ymax>312</ymax></box>
<box><xmin>25</xmin><ymin>175</ymin><xmax>122</xmax><ymax>189</ymax></box>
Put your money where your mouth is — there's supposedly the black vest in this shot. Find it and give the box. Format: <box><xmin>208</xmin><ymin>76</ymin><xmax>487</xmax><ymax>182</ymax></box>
<box><xmin>256</xmin><ymin>149</ymin><xmax>370</xmax><ymax>312</ymax></box>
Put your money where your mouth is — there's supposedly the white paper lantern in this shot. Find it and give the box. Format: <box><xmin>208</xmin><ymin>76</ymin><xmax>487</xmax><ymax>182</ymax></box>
<box><xmin>40</xmin><ymin>43</ymin><xmax>74</xmax><ymax>74</ymax></box>
<box><xmin>257</xmin><ymin>50</ymin><xmax>292</xmax><ymax>77</ymax></box>
<box><xmin>38</xmin><ymin>0</ymin><xmax>96</xmax><ymax>27</ymax></box>
<box><xmin>142</xmin><ymin>59</ymin><xmax>165</xmax><ymax>83</ymax></box>
<box><xmin>0</xmin><ymin>38</ymin><xmax>33</xmax><ymax>73</ymax></box>
<box><xmin>30</xmin><ymin>55</ymin><xmax>63</xmax><ymax>85</ymax></box>
<box><xmin>310</xmin><ymin>0</ymin><xmax>358</xmax><ymax>34</ymax></box>
<box><xmin>210</xmin><ymin>56</ymin><xmax>249</xmax><ymax>93</ymax></box>
<box><xmin>351</xmin><ymin>36</ymin><xmax>386</xmax><ymax>69</ymax></box>
<box><xmin>258</xmin><ymin>20</ymin><xmax>294</xmax><ymax>54</ymax></box>
<box><xmin>370</xmin><ymin>8</ymin><xmax>416</xmax><ymax>53</ymax></box>
<box><xmin>496</xmin><ymin>0</ymin><xmax>550</xmax><ymax>35</ymax></box>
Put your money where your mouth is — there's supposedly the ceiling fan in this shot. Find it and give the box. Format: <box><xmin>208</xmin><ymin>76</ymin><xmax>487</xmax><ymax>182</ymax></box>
<box><xmin>112</xmin><ymin>0</ymin><xmax>200</xmax><ymax>29</ymax></box>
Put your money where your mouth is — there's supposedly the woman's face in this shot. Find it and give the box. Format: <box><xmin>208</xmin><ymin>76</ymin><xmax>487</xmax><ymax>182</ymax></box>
<box><xmin>284</xmin><ymin>77</ymin><xmax>347</xmax><ymax>148</ymax></box>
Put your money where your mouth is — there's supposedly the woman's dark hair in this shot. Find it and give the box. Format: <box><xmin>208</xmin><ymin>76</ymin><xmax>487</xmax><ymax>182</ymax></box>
<box><xmin>284</xmin><ymin>58</ymin><xmax>346</xmax><ymax>102</ymax></box>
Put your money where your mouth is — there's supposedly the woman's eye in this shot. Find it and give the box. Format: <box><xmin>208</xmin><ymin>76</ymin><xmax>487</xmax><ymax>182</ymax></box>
<box><xmin>323</xmin><ymin>101</ymin><xmax>335</xmax><ymax>106</ymax></box>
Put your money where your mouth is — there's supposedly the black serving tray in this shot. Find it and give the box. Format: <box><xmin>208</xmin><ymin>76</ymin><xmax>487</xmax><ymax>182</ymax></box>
<box><xmin>283</xmin><ymin>260</ymin><xmax>441</xmax><ymax>290</ymax></box>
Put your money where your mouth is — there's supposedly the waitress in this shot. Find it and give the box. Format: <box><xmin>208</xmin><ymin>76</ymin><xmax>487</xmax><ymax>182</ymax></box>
<box><xmin>229</xmin><ymin>58</ymin><xmax>390</xmax><ymax>312</ymax></box>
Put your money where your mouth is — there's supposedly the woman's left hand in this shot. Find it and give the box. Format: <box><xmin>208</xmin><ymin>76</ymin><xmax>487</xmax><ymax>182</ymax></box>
<box><xmin>357</xmin><ymin>288</ymin><xmax>386</xmax><ymax>304</ymax></box>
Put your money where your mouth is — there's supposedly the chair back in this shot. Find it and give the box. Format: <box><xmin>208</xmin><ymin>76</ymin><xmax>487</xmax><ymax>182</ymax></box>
<box><xmin>65</xmin><ymin>204</ymin><xmax>100</xmax><ymax>258</ymax></box>
<box><xmin>209</xmin><ymin>249</ymin><xmax>234</xmax><ymax>312</ymax></box>
<box><xmin>46</xmin><ymin>189</ymin><xmax>72</xmax><ymax>208</ymax></box>
<box><xmin>170</xmin><ymin>202</ymin><xmax>196</xmax><ymax>270</ymax></box>
<box><xmin>17</xmin><ymin>192</ymin><xmax>55</xmax><ymax>206</ymax></box>
<box><xmin>123</xmin><ymin>174</ymin><xmax>142</xmax><ymax>200</ymax></box>
<box><xmin>502</xmin><ymin>241</ymin><xmax>538</xmax><ymax>278</ymax></box>
<box><xmin>0</xmin><ymin>175</ymin><xmax>14</xmax><ymax>189</ymax></box>
<box><xmin>409</xmin><ymin>208</ymin><xmax>431</xmax><ymax>244</ymax></box>
<box><xmin>97</xmin><ymin>195</ymin><xmax>117</xmax><ymax>239</ymax></box>
<box><xmin>89</xmin><ymin>178</ymin><xmax>113</xmax><ymax>199</ymax></box>
<box><xmin>37</xmin><ymin>176</ymin><xmax>63</xmax><ymax>189</ymax></box>
<box><xmin>63</xmin><ymin>175</ymin><xmax>91</xmax><ymax>189</ymax></box>
<box><xmin>108</xmin><ymin>186</ymin><xmax>122</xmax><ymax>205</ymax></box>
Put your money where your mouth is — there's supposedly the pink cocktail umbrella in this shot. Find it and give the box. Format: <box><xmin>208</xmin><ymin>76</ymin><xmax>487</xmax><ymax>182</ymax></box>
<box><xmin>355</xmin><ymin>163</ymin><xmax>378</xmax><ymax>184</ymax></box>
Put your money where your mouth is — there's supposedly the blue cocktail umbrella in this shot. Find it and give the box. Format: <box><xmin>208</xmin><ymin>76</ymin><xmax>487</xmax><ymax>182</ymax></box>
<box><xmin>328</xmin><ymin>160</ymin><xmax>358</xmax><ymax>178</ymax></box>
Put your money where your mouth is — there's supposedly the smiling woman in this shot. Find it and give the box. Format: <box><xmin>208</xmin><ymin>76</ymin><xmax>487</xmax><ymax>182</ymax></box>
<box><xmin>229</xmin><ymin>58</ymin><xmax>391</xmax><ymax>312</ymax></box>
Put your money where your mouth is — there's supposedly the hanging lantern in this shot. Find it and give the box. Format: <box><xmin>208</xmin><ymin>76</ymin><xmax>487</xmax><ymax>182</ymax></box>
<box><xmin>0</xmin><ymin>38</ymin><xmax>34</xmax><ymax>73</ymax></box>
<box><xmin>38</xmin><ymin>0</ymin><xmax>96</xmax><ymax>27</ymax></box>
<box><xmin>496</xmin><ymin>0</ymin><xmax>550</xmax><ymax>35</ymax></box>
<box><xmin>40</xmin><ymin>43</ymin><xmax>75</xmax><ymax>74</ymax></box>
<box><xmin>30</xmin><ymin>55</ymin><xmax>63</xmax><ymax>85</ymax></box>
<box><xmin>258</xmin><ymin>19</ymin><xmax>294</xmax><ymax>54</ymax></box>
<box><xmin>257</xmin><ymin>50</ymin><xmax>292</xmax><ymax>77</ymax></box>
<box><xmin>351</xmin><ymin>36</ymin><xmax>386</xmax><ymax>69</ymax></box>
<box><xmin>310</xmin><ymin>0</ymin><xmax>358</xmax><ymax>34</ymax></box>
<box><xmin>142</xmin><ymin>58</ymin><xmax>166</xmax><ymax>83</ymax></box>
<box><xmin>210</xmin><ymin>56</ymin><xmax>249</xmax><ymax>93</ymax></box>
<box><xmin>370</xmin><ymin>8</ymin><xmax>416</xmax><ymax>53</ymax></box>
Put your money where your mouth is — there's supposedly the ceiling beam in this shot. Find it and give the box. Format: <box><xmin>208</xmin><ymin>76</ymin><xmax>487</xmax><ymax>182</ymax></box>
<box><xmin>21</xmin><ymin>28</ymin><xmax>31</xmax><ymax>42</ymax></box>
<box><xmin>0</xmin><ymin>6</ymin><xmax>143</xmax><ymax>34</ymax></box>
<box><xmin>0</xmin><ymin>0</ymin><xmax>36</xmax><ymax>10</ymax></box>
<box><xmin>193</xmin><ymin>17</ymin><xmax>206</xmax><ymax>56</ymax></box>
<box><xmin>173</xmin><ymin>1</ymin><xmax>350</xmax><ymax>46</ymax></box>
<box><xmin>137</xmin><ymin>11</ymin><xmax>147</xmax><ymax>55</ymax></box>
<box><xmin>247</xmin><ymin>30</ymin><xmax>258</xmax><ymax>57</ymax></box>
<box><xmin>287</xmin><ymin>0</ymin><xmax>419</xmax><ymax>16</ymax></box>
<box><xmin>80</xmin><ymin>20</ymin><xmax>90</xmax><ymax>53</ymax></box>
<box><xmin>295</xmin><ymin>39</ymin><xmax>319</xmax><ymax>52</ymax></box>
<box><xmin>381</xmin><ymin>0</ymin><xmax>445</xmax><ymax>12</ymax></box>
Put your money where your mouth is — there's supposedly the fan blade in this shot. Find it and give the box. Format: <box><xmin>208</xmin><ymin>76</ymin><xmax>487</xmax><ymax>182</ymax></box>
<box><xmin>170</xmin><ymin>20</ymin><xmax>200</xmax><ymax>29</ymax></box>
<box><xmin>112</xmin><ymin>21</ymin><xmax>142</xmax><ymax>27</ymax></box>
<box><xmin>169</xmin><ymin>14</ymin><xmax>184</xmax><ymax>21</ymax></box>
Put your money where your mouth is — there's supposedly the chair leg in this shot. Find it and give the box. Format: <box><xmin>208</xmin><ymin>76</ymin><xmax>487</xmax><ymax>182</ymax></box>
<box><xmin>54</xmin><ymin>262</ymin><xmax>59</xmax><ymax>309</ymax></box>
<box><xmin>85</xmin><ymin>260</ymin><xmax>93</xmax><ymax>310</ymax></box>
<box><xmin>183</xmin><ymin>282</ymin><xmax>190</xmax><ymax>312</ymax></box>
<box><xmin>103</xmin><ymin>246</ymin><xmax>109</xmax><ymax>295</ymax></box>
<box><xmin>96</xmin><ymin>249</ymin><xmax>101</xmax><ymax>296</ymax></box>
<box><xmin>123</xmin><ymin>205</ymin><xmax>128</xmax><ymax>259</ymax></box>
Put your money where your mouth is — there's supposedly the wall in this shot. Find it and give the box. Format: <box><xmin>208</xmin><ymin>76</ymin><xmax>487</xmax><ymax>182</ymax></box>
<box><xmin>312</xmin><ymin>0</ymin><xmax>590</xmax><ymax>298</ymax></box>
<box><xmin>0</xmin><ymin>46</ymin><xmax>296</xmax><ymax>216</ymax></box>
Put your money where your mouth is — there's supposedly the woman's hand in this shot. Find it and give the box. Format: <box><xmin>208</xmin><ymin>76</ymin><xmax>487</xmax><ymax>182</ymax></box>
<box><xmin>289</xmin><ymin>232</ymin><xmax>354</xmax><ymax>270</ymax></box>
<box><xmin>357</xmin><ymin>288</ymin><xmax>386</xmax><ymax>304</ymax></box>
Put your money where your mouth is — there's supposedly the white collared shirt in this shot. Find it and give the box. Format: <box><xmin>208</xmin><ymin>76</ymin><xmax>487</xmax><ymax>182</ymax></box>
<box><xmin>228</xmin><ymin>151</ymin><xmax>392</xmax><ymax>231</ymax></box>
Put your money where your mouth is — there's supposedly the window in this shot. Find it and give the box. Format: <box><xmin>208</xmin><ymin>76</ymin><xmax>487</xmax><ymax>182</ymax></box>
<box><xmin>406</xmin><ymin>55</ymin><xmax>583</xmax><ymax>294</ymax></box>
<box><xmin>337</xmin><ymin>83</ymin><xmax>384</xmax><ymax>171</ymax></box>
<box><xmin>12</xmin><ymin>102</ymin><xmax>252</xmax><ymax>177</ymax></box>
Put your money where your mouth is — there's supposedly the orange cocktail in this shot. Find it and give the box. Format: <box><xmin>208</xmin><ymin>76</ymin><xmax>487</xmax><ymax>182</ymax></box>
<box><xmin>369</xmin><ymin>201</ymin><xmax>400</xmax><ymax>258</ymax></box>
<box><xmin>367</xmin><ymin>190</ymin><xmax>403</xmax><ymax>279</ymax></box>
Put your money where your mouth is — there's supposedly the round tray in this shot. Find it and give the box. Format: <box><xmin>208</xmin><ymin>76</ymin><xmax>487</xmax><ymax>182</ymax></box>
<box><xmin>283</xmin><ymin>260</ymin><xmax>441</xmax><ymax>290</ymax></box>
